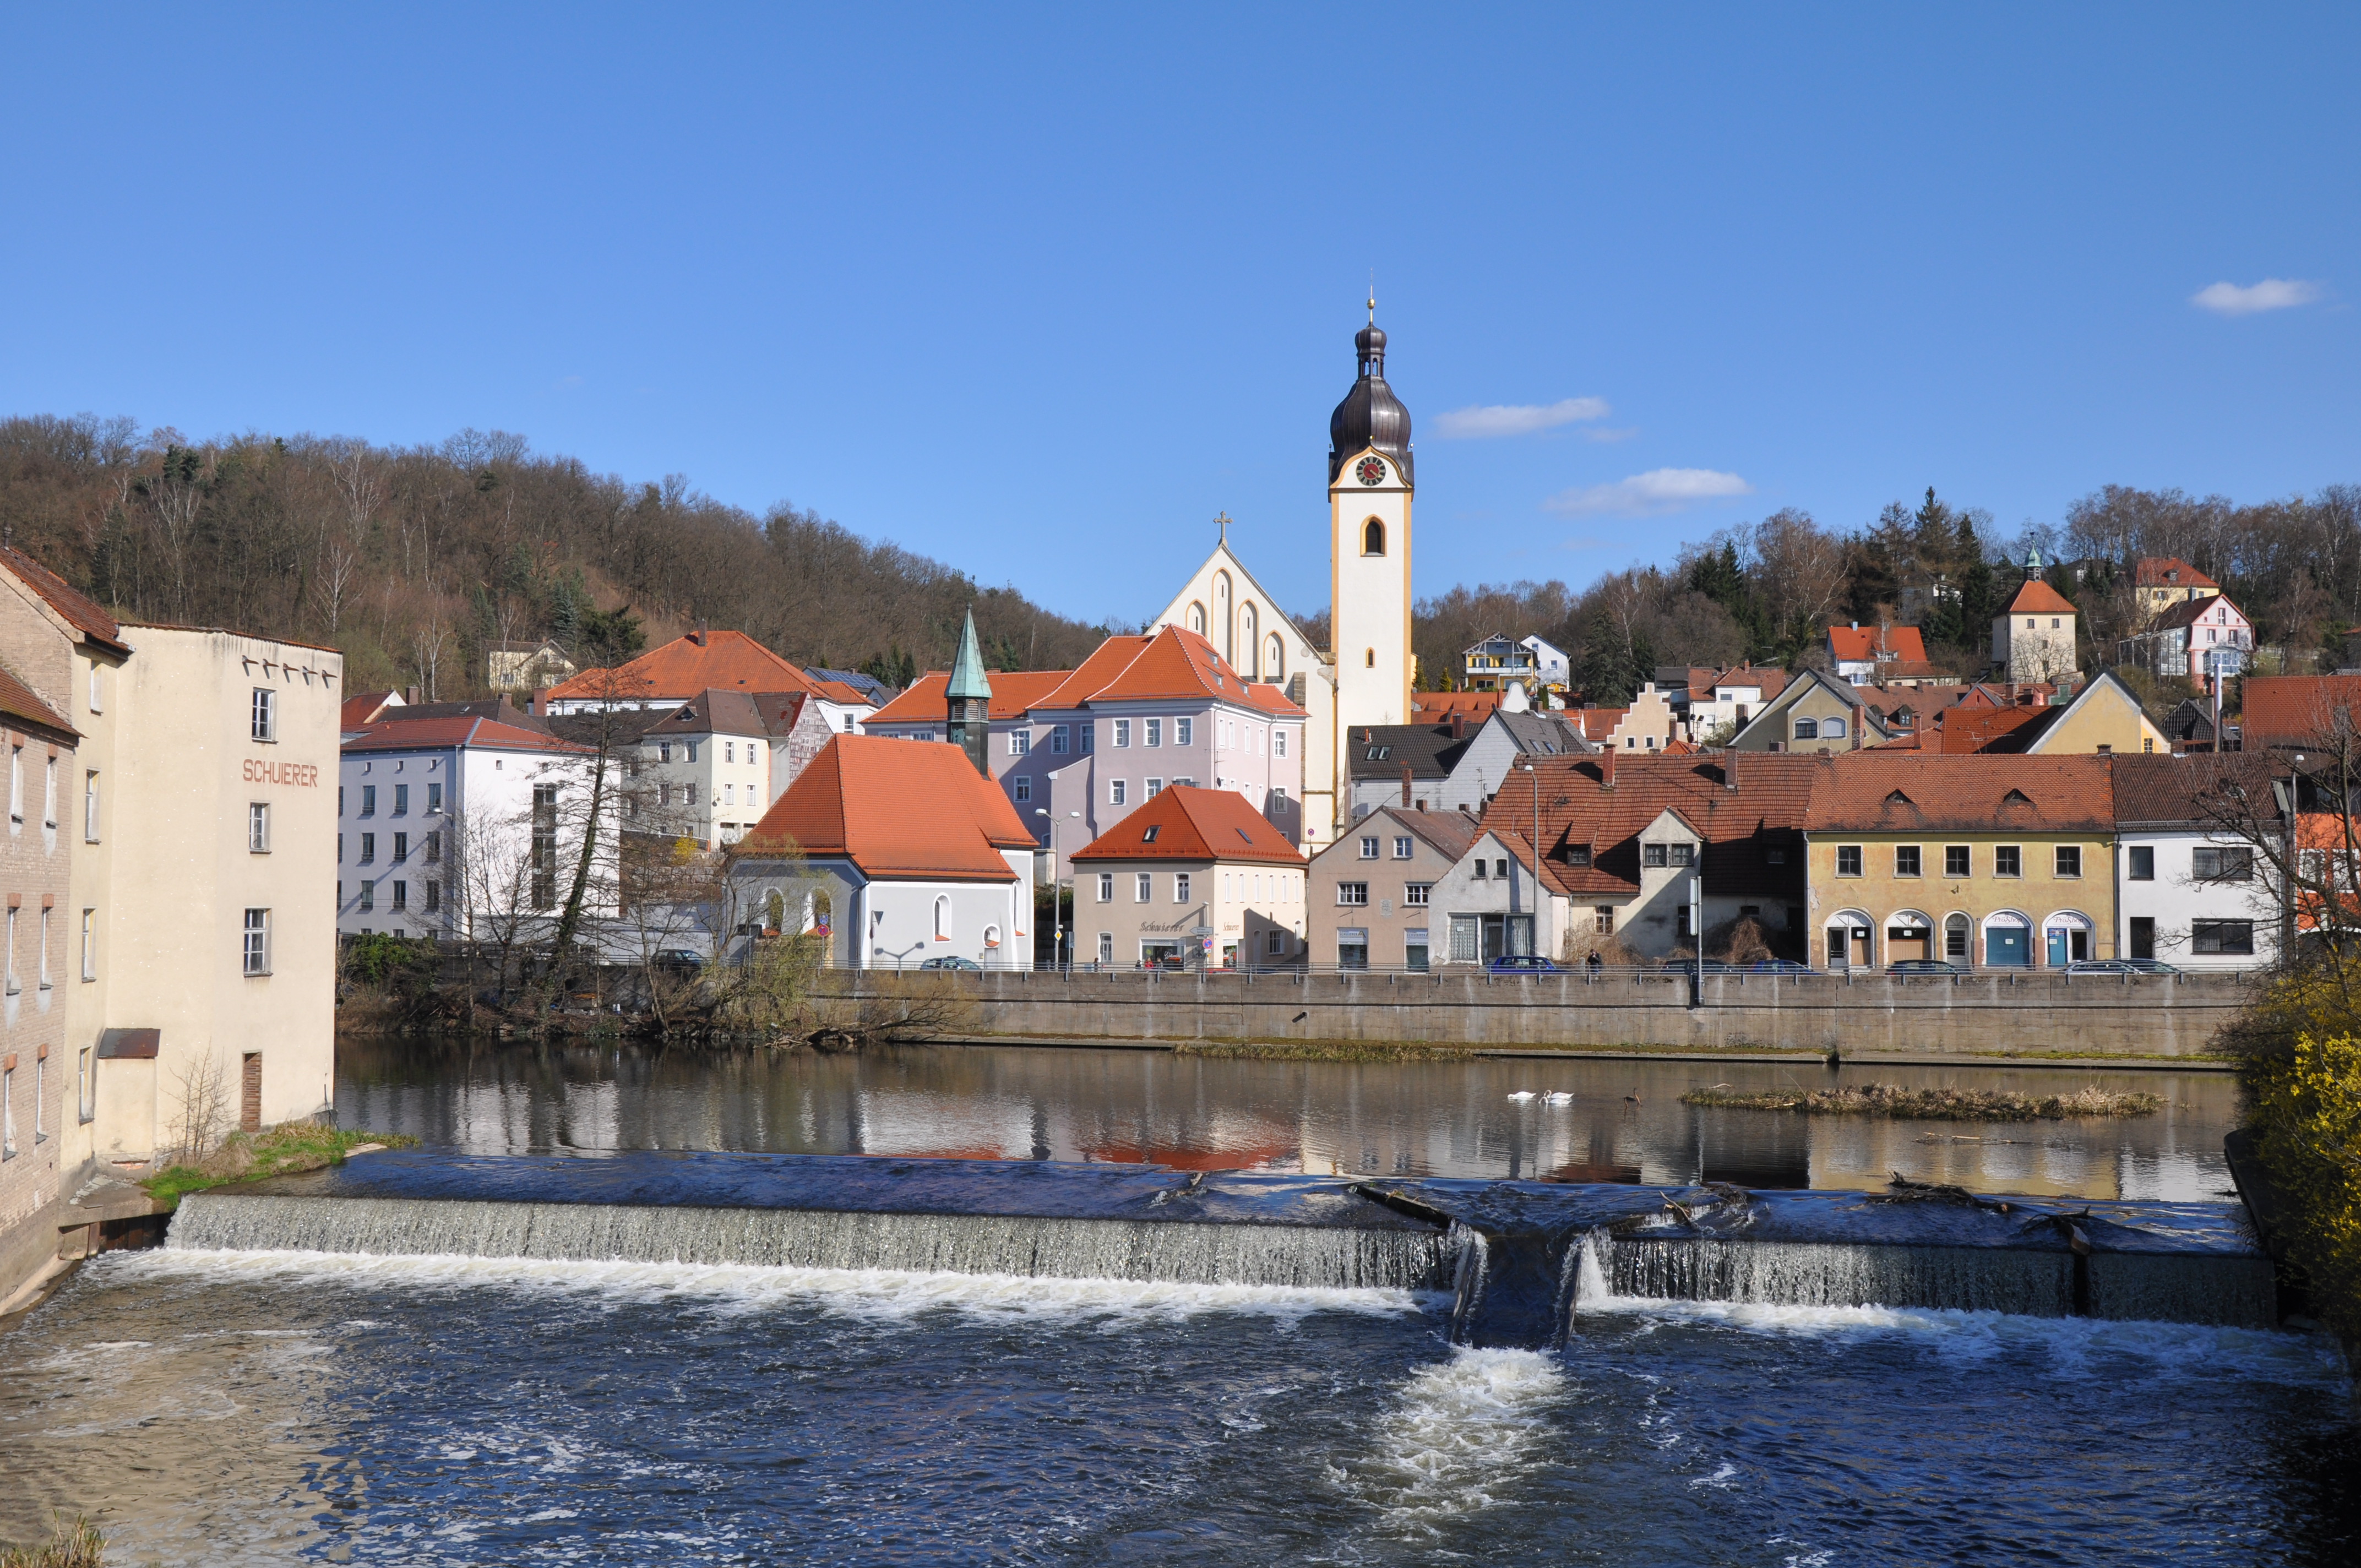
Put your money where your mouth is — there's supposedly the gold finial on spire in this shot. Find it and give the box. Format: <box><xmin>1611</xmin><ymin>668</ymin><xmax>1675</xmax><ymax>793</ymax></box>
<box><xmin>1367</xmin><ymin>271</ymin><xmax>1377</xmax><ymax>323</ymax></box>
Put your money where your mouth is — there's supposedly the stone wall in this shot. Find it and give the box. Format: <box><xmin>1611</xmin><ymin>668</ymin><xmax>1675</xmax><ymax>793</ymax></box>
<box><xmin>819</xmin><ymin>968</ymin><xmax>2254</xmax><ymax>1058</ymax></box>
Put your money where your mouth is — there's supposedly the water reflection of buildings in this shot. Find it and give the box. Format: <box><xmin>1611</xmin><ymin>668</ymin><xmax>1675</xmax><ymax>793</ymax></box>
<box><xmin>333</xmin><ymin>1041</ymin><xmax>2239</xmax><ymax>1204</ymax></box>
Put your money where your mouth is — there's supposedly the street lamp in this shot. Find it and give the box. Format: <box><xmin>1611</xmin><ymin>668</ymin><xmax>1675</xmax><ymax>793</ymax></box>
<box><xmin>1035</xmin><ymin>805</ymin><xmax>1082</xmax><ymax>970</ymax></box>
<box><xmin>1516</xmin><ymin>757</ymin><xmax>1541</xmax><ymax>961</ymax></box>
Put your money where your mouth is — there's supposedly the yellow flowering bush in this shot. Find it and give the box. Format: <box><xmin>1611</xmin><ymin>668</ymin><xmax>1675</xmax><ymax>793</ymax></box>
<box><xmin>2244</xmin><ymin>1031</ymin><xmax>2361</xmax><ymax>1335</ymax></box>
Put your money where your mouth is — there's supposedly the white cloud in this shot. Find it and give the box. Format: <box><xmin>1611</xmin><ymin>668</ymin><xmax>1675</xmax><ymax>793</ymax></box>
<box><xmin>2190</xmin><ymin>278</ymin><xmax>2324</xmax><ymax>317</ymax></box>
<box><xmin>1433</xmin><ymin>396</ymin><xmax>1610</xmax><ymax>439</ymax></box>
<box><xmin>1546</xmin><ymin>467</ymin><xmax>1753</xmax><ymax>517</ymax></box>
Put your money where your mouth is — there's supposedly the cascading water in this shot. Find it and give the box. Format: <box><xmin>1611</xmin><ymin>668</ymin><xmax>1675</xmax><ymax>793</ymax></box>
<box><xmin>170</xmin><ymin>1194</ymin><xmax>1451</xmax><ymax>1291</ymax></box>
<box><xmin>166</xmin><ymin>1151</ymin><xmax>2286</xmax><ymax>1348</ymax></box>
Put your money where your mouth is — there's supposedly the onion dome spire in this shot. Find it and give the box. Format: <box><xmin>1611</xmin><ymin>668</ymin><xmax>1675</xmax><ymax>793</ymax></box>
<box><xmin>1328</xmin><ymin>297</ymin><xmax>1412</xmax><ymax>486</ymax></box>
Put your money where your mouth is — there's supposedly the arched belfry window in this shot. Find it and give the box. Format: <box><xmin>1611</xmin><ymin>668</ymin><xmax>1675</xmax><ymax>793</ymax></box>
<box><xmin>1187</xmin><ymin>602</ymin><xmax>1206</xmax><ymax>635</ymax></box>
<box><xmin>1265</xmin><ymin>634</ymin><xmax>1284</xmax><ymax>681</ymax></box>
<box><xmin>1363</xmin><ymin>518</ymin><xmax>1386</xmax><ymax>557</ymax></box>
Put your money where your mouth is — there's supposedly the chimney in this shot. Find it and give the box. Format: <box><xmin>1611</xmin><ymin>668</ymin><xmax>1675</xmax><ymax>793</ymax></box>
<box><xmin>1771</xmin><ymin>739</ymin><xmax>1786</xmax><ymax>753</ymax></box>
<box><xmin>692</xmin><ymin>622</ymin><xmax>708</xmax><ymax>647</ymax></box>
<box><xmin>1450</xmin><ymin>711</ymin><xmax>1466</xmax><ymax>739</ymax></box>
<box><xmin>404</xmin><ymin>684</ymin><xmax>421</xmax><ymax>705</ymax></box>
<box><xmin>1600</xmin><ymin>749</ymin><xmax>1615</xmax><ymax>790</ymax></box>
<box><xmin>1401</xmin><ymin>761</ymin><xmax>1413</xmax><ymax>807</ymax></box>
<box><xmin>1851</xmin><ymin>703</ymin><xmax>1865</xmax><ymax>750</ymax></box>
<box><xmin>1725</xmin><ymin>750</ymin><xmax>1738</xmax><ymax>793</ymax></box>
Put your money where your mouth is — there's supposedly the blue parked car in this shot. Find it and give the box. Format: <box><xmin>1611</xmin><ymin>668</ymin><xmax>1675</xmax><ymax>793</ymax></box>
<box><xmin>1487</xmin><ymin>954</ymin><xmax>1564</xmax><ymax>974</ymax></box>
<box><xmin>1747</xmin><ymin>959</ymin><xmax>1814</xmax><ymax>976</ymax></box>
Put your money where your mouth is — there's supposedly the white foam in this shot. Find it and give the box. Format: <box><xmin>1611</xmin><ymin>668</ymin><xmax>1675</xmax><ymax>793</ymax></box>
<box><xmin>95</xmin><ymin>1246</ymin><xmax>1431</xmax><ymax>1327</ymax></box>
<box><xmin>1573</xmin><ymin>1289</ymin><xmax>2347</xmax><ymax>1386</ymax></box>
<box><xmin>1330</xmin><ymin>1347</ymin><xmax>1569</xmax><ymax>1534</ymax></box>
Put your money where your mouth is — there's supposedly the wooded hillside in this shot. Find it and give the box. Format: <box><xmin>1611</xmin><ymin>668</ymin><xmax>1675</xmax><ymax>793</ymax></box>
<box><xmin>1411</xmin><ymin>483</ymin><xmax>2361</xmax><ymax>703</ymax></box>
<box><xmin>0</xmin><ymin>414</ymin><xmax>1119</xmax><ymax>695</ymax></box>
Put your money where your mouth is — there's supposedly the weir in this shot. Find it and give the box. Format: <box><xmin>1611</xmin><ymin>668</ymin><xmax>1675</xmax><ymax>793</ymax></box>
<box><xmin>166</xmin><ymin>1151</ymin><xmax>2282</xmax><ymax>1347</ymax></box>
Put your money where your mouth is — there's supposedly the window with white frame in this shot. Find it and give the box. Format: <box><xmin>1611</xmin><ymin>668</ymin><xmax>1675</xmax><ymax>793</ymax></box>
<box><xmin>1274</xmin><ymin>728</ymin><xmax>1287</xmax><ymax>758</ymax></box>
<box><xmin>1114</xmin><ymin>719</ymin><xmax>1131</xmax><ymax>748</ymax></box>
<box><xmin>88</xmin><ymin>661</ymin><xmax>101</xmax><ymax>713</ymax></box>
<box><xmin>249</xmin><ymin>802</ymin><xmax>270</xmax><ymax>853</ymax></box>
<box><xmin>427</xmin><ymin>781</ymin><xmax>443</xmax><ymax>814</ymax></box>
<box><xmin>80</xmin><ymin>909</ymin><xmax>94</xmax><ymax>982</ymax></box>
<box><xmin>1009</xmin><ymin>731</ymin><xmax>1029</xmax><ymax>756</ymax></box>
<box><xmin>78</xmin><ymin>1044</ymin><xmax>92</xmax><ymax>1122</ymax></box>
<box><xmin>8</xmin><ymin>743</ymin><xmax>20</xmax><ymax>829</ymax></box>
<box><xmin>1097</xmin><ymin>874</ymin><xmax>1113</xmax><ymax>902</ymax></box>
<box><xmin>1393</xmin><ymin>836</ymin><xmax>1413</xmax><ymax>859</ymax></box>
<box><xmin>1109</xmin><ymin>779</ymin><xmax>1127</xmax><ymax>805</ymax></box>
<box><xmin>84</xmin><ymin>771</ymin><xmax>97</xmax><ymax>841</ymax></box>
<box><xmin>1176</xmin><ymin>717</ymin><xmax>1193</xmax><ymax>745</ymax></box>
<box><xmin>1135</xmin><ymin>873</ymin><xmax>1152</xmax><ymax>902</ymax></box>
<box><xmin>1145</xmin><ymin>778</ymin><xmax>1163</xmax><ymax>797</ymax></box>
<box><xmin>1145</xmin><ymin>718</ymin><xmax>1162</xmax><ymax>747</ymax></box>
<box><xmin>1052</xmin><ymin>725</ymin><xmax>1070</xmax><ymax>754</ymax></box>
<box><xmin>3</xmin><ymin>908</ymin><xmax>15</xmax><ymax>994</ymax></box>
<box><xmin>1175</xmin><ymin>873</ymin><xmax>1190</xmax><ymax>902</ymax></box>
<box><xmin>42</xmin><ymin>755</ymin><xmax>53</xmax><ymax>829</ymax></box>
<box><xmin>1013</xmin><ymin>776</ymin><xmax>1031</xmax><ymax>802</ymax></box>
<box><xmin>251</xmin><ymin>687</ymin><xmax>277</xmax><ymax>742</ymax></box>
<box><xmin>38</xmin><ymin>907</ymin><xmax>50</xmax><ymax>989</ymax></box>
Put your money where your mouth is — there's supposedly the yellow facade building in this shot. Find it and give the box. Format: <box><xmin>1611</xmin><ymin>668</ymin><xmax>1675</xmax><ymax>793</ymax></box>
<box><xmin>1804</xmin><ymin>754</ymin><xmax>2116</xmax><ymax>970</ymax></box>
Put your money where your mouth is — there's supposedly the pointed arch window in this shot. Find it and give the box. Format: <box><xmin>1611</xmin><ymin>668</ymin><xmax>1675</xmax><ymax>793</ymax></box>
<box><xmin>1265</xmin><ymin>634</ymin><xmax>1283</xmax><ymax>680</ymax></box>
<box><xmin>1187</xmin><ymin>602</ymin><xmax>1207</xmax><ymax>635</ymax></box>
<box><xmin>933</xmin><ymin>895</ymin><xmax>951</xmax><ymax>941</ymax></box>
<box><xmin>1363</xmin><ymin>518</ymin><xmax>1386</xmax><ymax>556</ymax></box>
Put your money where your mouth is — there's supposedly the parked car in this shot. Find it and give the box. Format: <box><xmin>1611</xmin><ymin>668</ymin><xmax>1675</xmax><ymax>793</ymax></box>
<box><xmin>1658</xmin><ymin>958</ymin><xmax>1739</xmax><ymax>975</ymax></box>
<box><xmin>918</xmin><ymin>955</ymin><xmax>982</xmax><ymax>972</ymax></box>
<box><xmin>1487</xmin><ymin>955</ymin><xmax>1564</xmax><ymax>974</ymax></box>
<box><xmin>2066</xmin><ymin>958</ymin><xmax>2182</xmax><ymax>976</ymax></box>
<box><xmin>1886</xmin><ymin>959</ymin><xmax>1967</xmax><ymax>975</ymax></box>
<box><xmin>1747</xmin><ymin>959</ymin><xmax>1814</xmax><ymax>976</ymax></box>
<box><xmin>650</xmin><ymin>949</ymin><xmax>704</xmax><ymax>973</ymax></box>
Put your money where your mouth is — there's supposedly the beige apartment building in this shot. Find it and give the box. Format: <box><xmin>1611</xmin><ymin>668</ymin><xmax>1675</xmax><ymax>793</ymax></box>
<box><xmin>0</xmin><ymin>549</ymin><xmax>340</xmax><ymax>1298</ymax></box>
<box><xmin>1071</xmin><ymin>785</ymin><xmax>1307</xmax><ymax>969</ymax></box>
<box><xmin>0</xmin><ymin>660</ymin><xmax>78</xmax><ymax>1299</ymax></box>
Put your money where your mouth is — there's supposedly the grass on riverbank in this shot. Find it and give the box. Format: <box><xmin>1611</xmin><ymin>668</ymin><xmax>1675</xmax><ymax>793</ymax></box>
<box><xmin>143</xmin><ymin>1125</ymin><xmax>420</xmax><ymax>1208</ymax></box>
<box><xmin>1679</xmin><ymin>1082</ymin><xmax>2162</xmax><ymax>1120</ymax></box>
<box><xmin>1</xmin><ymin>1516</ymin><xmax>105</xmax><ymax>1568</ymax></box>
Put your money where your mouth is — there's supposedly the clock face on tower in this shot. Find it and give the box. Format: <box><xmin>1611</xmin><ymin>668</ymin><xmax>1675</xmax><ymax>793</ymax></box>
<box><xmin>1355</xmin><ymin>456</ymin><xmax>1386</xmax><ymax>486</ymax></box>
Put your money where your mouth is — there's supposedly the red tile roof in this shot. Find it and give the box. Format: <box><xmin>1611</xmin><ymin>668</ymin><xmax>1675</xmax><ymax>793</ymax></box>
<box><xmin>344</xmin><ymin>716</ymin><xmax>590</xmax><ymax>755</ymax></box>
<box><xmin>541</xmin><ymin>630</ymin><xmax>818</xmax><ymax>707</ymax></box>
<box><xmin>341</xmin><ymin>691</ymin><xmax>401</xmax><ymax>728</ymax></box>
<box><xmin>868</xmin><ymin>669</ymin><xmax>1075</xmax><ymax>726</ymax></box>
<box><xmin>739</xmin><ymin>734</ymin><xmax>1032</xmax><ymax>881</ymax></box>
<box><xmin>0</xmin><ymin>662</ymin><xmax>74</xmax><ymax>741</ymax></box>
<box><xmin>1826</xmin><ymin>624</ymin><xmax>1929</xmax><ymax>666</ymax></box>
<box><xmin>2110</xmin><ymin>752</ymin><xmax>2282</xmax><ymax>826</ymax></box>
<box><xmin>1070</xmin><ymin>784</ymin><xmax>1307</xmax><ymax>868</ymax></box>
<box><xmin>2136</xmin><ymin>557</ymin><xmax>2219</xmax><ymax>590</ymax></box>
<box><xmin>0</xmin><ymin>545</ymin><xmax>128</xmax><ymax>654</ymax></box>
<box><xmin>1036</xmin><ymin>628</ymin><xmax>1303</xmax><ymax>716</ymax></box>
<box><xmin>1708</xmin><ymin>664</ymin><xmax>1792</xmax><ymax>698</ymax></box>
<box><xmin>2006</xmin><ymin>578</ymin><xmax>2079</xmax><ymax>616</ymax></box>
<box><xmin>1481</xmin><ymin>752</ymin><xmax>1823</xmax><ymax>899</ymax></box>
<box><xmin>1412</xmin><ymin>690</ymin><xmax>1505</xmax><ymax>721</ymax></box>
<box><xmin>2241</xmin><ymin>674</ymin><xmax>2361</xmax><ymax>750</ymax></box>
<box><xmin>1801</xmin><ymin>753</ymin><xmax>2114</xmax><ymax>833</ymax></box>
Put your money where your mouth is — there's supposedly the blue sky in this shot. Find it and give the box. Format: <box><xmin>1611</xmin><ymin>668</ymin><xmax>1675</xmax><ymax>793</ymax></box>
<box><xmin>3</xmin><ymin>6</ymin><xmax>2355</xmax><ymax>628</ymax></box>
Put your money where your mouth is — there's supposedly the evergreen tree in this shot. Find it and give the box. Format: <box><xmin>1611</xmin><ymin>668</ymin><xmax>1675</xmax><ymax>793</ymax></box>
<box><xmin>1576</xmin><ymin>609</ymin><xmax>1653</xmax><ymax>706</ymax></box>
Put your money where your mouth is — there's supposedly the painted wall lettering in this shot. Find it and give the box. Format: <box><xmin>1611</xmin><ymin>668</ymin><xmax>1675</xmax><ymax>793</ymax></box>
<box><xmin>243</xmin><ymin>759</ymin><xmax>320</xmax><ymax>787</ymax></box>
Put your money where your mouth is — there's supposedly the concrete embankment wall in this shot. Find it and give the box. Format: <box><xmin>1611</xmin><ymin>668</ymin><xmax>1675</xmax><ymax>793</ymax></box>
<box><xmin>822</xmin><ymin>969</ymin><xmax>2255</xmax><ymax>1058</ymax></box>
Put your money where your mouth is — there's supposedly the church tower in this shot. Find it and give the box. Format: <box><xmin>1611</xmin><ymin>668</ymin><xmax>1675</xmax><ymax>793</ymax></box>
<box><xmin>945</xmin><ymin>608</ymin><xmax>993</xmax><ymax>777</ymax></box>
<box><xmin>1328</xmin><ymin>301</ymin><xmax>1414</xmax><ymax>754</ymax></box>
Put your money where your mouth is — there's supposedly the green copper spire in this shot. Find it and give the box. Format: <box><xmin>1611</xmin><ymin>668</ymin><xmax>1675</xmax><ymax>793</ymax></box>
<box><xmin>946</xmin><ymin>608</ymin><xmax>993</xmax><ymax>700</ymax></box>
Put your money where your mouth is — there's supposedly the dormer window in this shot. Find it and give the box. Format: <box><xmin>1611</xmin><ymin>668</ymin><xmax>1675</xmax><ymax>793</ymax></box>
<box><xmin>1566</xmin><ymin>845</ymin><xmax>1592</xmax><ymax>868</ymax></box>
<box><xmin>1142</xmin><ymin>824</ymin><xmax>1160</xmax><ymax>843</ymax></box>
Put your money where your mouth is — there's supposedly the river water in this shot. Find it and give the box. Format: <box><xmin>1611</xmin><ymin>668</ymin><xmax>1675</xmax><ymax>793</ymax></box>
<box><xmin>0</xmin><ymin>1039</ymin><xmax>2351</xmax><ymax>1565</ymax></box>
<box><xmin>333</xmin><ymin>1036</ymin><xmax>2240</xmax><ymax>1200</ymax></box>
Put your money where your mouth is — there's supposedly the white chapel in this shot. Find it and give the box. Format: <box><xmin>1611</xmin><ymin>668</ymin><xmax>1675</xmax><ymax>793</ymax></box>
<box><xmin>1152</xmin><ymin>302</ymin><xmax>1416</xmax><ymax>846</ymax></box>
